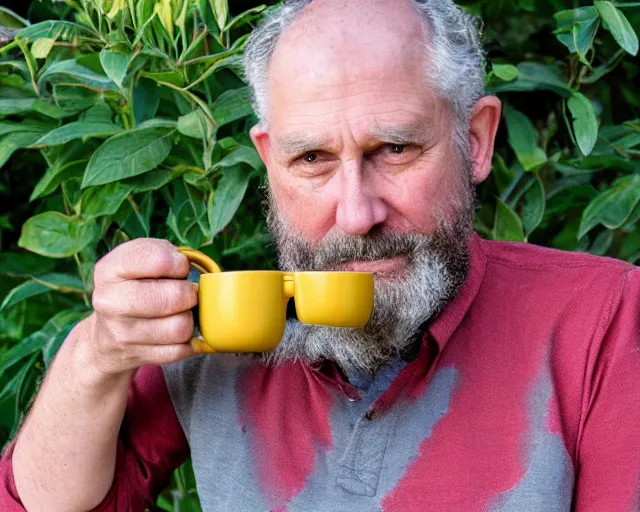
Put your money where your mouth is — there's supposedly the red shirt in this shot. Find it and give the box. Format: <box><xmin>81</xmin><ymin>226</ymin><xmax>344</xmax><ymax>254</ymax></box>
<box><xmin>2</xmin><ymin>236</ymin><xmax>640</xmax><ymax>511</ymax></box>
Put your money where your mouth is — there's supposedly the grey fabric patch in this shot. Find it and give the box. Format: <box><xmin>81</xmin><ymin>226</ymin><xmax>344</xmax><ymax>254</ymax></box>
<box><xmin>489</xmin><ymin>358</ymin><xmax>574</xmax><ymax>512</ymax></box>
<box><xmin>162</xmin><ymin>354</ymin><xmax>270</xmax><ymax>511</ymax></box>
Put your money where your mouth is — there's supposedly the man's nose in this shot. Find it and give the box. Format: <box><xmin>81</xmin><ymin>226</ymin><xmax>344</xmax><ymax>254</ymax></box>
<box><xmin>335</xmin><ymin>163</ymin><xmax>388</xmax><ymax>235</ymax></box>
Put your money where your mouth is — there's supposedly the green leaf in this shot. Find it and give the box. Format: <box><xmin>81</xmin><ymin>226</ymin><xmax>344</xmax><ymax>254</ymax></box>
<box><xmin>184</xmin><ymin>45</ymin><xmax>245</xmax><ymax>91</ymax></box>
<box><xmin>224</xmin><ymin>5</ymin><xmax>267</xmax><ymax>32</ymax></box>
<box><xmin>15</xmin><ymin>38</ymin><xmax>38</xmax><ymax>93</ymax></box>
<box><xmin>80</xmin><ymin>102</ymin><xmax>113</xmax><ymax>123</ymax></box>
<box><xmin>554</xmin><ymin>7</ymin><xmax>600</xmax><ymax>65</ymax></box>
<box><xmin>492</xmin><ymin>64</ymin><xmax>519</xmax><ymax>82</ymax></box>
<box><xmin>18</xmin><ymin>212</ymin><xmax>99</xmax><ymax>258</ymax></box>
<box><xmin>0</xmin><ymin>98</ymin><xmax>36</xmax><ymax>117</ymax></box>
<box><xmin>0</xmin><ymin>253</ymin><xmax>57</xmax><ymax>275</ymax></box>
<box><xmin>0</xmin><ymin>310</ymin><xmax>88</xmax><ymax>376</ymax></box>
<box><xmin>137</xmin><ymin>118</ymin><xmax>177</xmax><ymax>129</ymax></box>
<box><xmin>0</xmin><ymin>302</ymin><xmax>26</xmax><ymax>342</ymax></box>
<box><xmin>43</xmin><ymin>311</ymin><xmax>89</xmax><ymax>367</ymax></box>
<box><xmin>166</xmin><ymin>180</ymin><xmax>208</xmax><ymax>247</ymax></box>
<box><xmin>177</xmin><ymin>109</ymin><xmax>210</xmax><ymax>139</ymax></box>
<box><xmin>124</xmin><ymin>169</ymin><xmax>177</xmax><ymax>192</ymax></box>
<box><xmin>116</xmin><ymin>192</ymin><xmax>155</xmax><ymax>238</ymax></box>
<box><xmin>81</xmin><ymin>182</ymin><xmax>134</xmax><ymax>219</ymax></box>
<box><xmin>32</xmin><ymin>99</ymin><xmax>86</xmax><ymax>119</ymax></box>
<box><xmin>0</xmin><ymin>132</ymin><xmax>44</xmax><ymax>168</ymax></box>
<box><xmin>31</xmin><ymin>122</ymin><xmax>123</xmax><ymax>147</ymax></box>
<box><xmin>502</xmin><ymin>104</ymin><xmax>547</xmax><ymax>171</ymax></box>
<box><xmin>133</xmin><ymin>77</ymin><xmax>160</xmax><ymax>124</ymax></box>
<box><xmin>595</xmin><ymin>1</ymin><xmax>639</xmax><ymax>56</ymax></box>
<box><xmin>0</xmin><ymin>7</ymin><xmax>28</xmax><ymax>28</ymax></box>
<box><xmin>488</xmin><ymin>62</ymin><xmax>571</xmax><ymax>96</ymax></box>
<box><xmin>139</xmin><ymin>70</ymin><xmax>185</xmax><ymax>87</ymax></box>
<box><xmin>212</xmin><ymin>87</ymin><xmax>253</xmax><ymax>127</ymax></box>
<box><xmin>0</xmin><ymin>60</ymin><xmax>29</xmax><ymax>79</ymax></box>
<box><xmin>31</xmin><ymin>37</ymin><xmax>55</xmax><ymax>59</ymax></box>
<box><xmin>0</xmin><ymin>354</ymin><xmax>37</xmax><ymax>404</ymax></box>
<box><xmin>0</xmin><ymin>120</ymin><xmax>51</xmax><ymax>137</ymax></box>
<box><xmin>492</xmin><ymin>154</ymin><xmax>518</xmax><ymax>198</ymax></box>
<box><xmin>0</xmin><ymin>216</ymin><xmax>12</xmax><ymax>230</ymax></box>
<box><xmin>30</xmin><ymin>160</ymin><xmax>87</xmax><ymax>201</ymax></box>
<box><xmin>587</xmin><ymin>229</ymin><xmax>614</xmax><ymax>256</ymax></box>
<box><xmin>83</xmin><ymin>127</ymin><xmax>174</xmax><ymax>187</ymax></box>
<box><xmin>493</xmin><ymin>198</ymin><xmax>525</xmax><ymax>242</ymax></box>
<box><xmin>0</xmin><ymin>273</ymin><xmax>84</xmax><ymax>311</ymax></box>
<box><xmin>579</xmin><ymin>175</ymin><xmax>640</xmax><ymax>238</ymax></box>
<box><xmin>37</xmin><ymin>59</ymin><xmax>118</xmax><ymax>94</ymax></box>
<box><xmin>521</xmin><ymin>178</ymin><xmax>546</xmax><ymax>238</ymax></box>
<box><xmin>17</xmin><ymin>21</ymin><xmax>94</xmax><ymax>42</ymax></box>
<box><xmin>51</xmin><ymin>87</ymin><xmax>98</xmax><ymax>115</ymax></box>
<box><xmin>567</xmin><ymin>93</ymin><xmax>599</xmax><ymax>157</ymax></box>
<box><xmin>210</xmin><ymin>0</ymin><xmax>229</xmax><ymax>31</ymax></box>
<box><xmin>215</xmin><ymin>145</ymin><xmax>263</xmax><ymax>171</ymax></box>
<box><xmin>208</xmin><ymin>166</ymin><xmax>251</xmax><ymax>236</ymax></box>
<box><xmin>99</xmin><ymin>50</ymin><xmax>131</xmax><ymax>89</ymax></box>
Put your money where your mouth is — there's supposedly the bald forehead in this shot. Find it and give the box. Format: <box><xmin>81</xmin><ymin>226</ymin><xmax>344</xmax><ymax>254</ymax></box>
<box><xmin>278</xmin><ymin>0</ymin><xmax>425</xmax><ymax>54</ymax></box>
<box><xmin>268</xmin><ymin>0</ymin><xmax>429</xmax><ymax>97</ymax></box>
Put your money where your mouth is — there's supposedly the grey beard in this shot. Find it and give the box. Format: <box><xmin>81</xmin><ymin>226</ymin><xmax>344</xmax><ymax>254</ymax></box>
<box><xmin>261</xmin><ymin>169</ymin><xmax>476</xmax><ymax>375</ymax></box>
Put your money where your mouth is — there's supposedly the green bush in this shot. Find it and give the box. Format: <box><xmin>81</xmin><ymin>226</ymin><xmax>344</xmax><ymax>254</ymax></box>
<box><xmin>0</xmin><ymin>0</ymin><xmax>638</xmax><ymax>509</ymax></box>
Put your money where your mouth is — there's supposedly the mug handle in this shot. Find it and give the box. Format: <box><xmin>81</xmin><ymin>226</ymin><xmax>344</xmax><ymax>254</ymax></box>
<box><xmin>177</xmin><ymin>247</ymin><xmax>221</xmax><ymax>354</ymax></box>
<box><xmin>177</xmin><ymin>246</ymin><xmax>221</xmax><ymax>274</ymax></box>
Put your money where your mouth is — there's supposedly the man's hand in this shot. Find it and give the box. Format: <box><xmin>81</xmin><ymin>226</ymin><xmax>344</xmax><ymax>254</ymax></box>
<box><xmin>86</xmin><ymin>238</ymin><xmax>198</xmax><ymax>376</ymax></box>
<box><xmin>11</xmin><ymin>238</ymin><xmax>198</xmax><ymax>512</ymax></box>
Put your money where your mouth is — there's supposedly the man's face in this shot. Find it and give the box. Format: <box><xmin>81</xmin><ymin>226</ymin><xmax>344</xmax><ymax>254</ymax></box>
<box><xmin>250</xmin><ymin>0</ymin><xmax>495</xmax><ymax>373</ymax></box>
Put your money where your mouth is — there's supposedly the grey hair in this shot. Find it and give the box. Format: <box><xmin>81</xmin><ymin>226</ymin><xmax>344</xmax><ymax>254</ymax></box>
<box><xmin>243</xmin><ymin>0</ymin><xmax>487</xmax><ymax>150</ymax></box>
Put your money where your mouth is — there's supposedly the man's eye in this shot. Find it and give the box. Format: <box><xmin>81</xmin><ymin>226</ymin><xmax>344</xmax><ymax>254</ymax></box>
<box><xmin>304</xmin><ymin>153</ymin><xmax>318</xmax><ymax>163</ymax></box>
<box><xmin>375</xmin><ymin>143</ymin><xmax>421</xmax><ymax>165</ymax></box>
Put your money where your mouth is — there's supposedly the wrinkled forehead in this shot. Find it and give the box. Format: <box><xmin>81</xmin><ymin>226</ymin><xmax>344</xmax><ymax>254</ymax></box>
<box><xmin>263</xmin><ymin>0</ymin><xmax>444</xmax><ymax>136</ymax></box>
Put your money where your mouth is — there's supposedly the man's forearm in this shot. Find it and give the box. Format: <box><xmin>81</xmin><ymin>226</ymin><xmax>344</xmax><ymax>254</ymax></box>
<box><xmin>11</xmin><ymin>318</ymin><xmax>133</xmax><ymax>512</ymax></box>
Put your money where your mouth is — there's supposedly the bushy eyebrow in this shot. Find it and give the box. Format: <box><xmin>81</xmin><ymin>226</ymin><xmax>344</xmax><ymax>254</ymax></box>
<box><xmin>276</xmin><ymin>134</ymin><xmax>333</xmax><ymax>156</ymax></box>
<box><xmin>372</xmin><ymin>120</ymin><xmax>437</xmax><ymax>145</ymax></box>
<box><xmin>276</xmin><ymin>120</ymin><xmax>437</xmax><ymax>157</ymax></box>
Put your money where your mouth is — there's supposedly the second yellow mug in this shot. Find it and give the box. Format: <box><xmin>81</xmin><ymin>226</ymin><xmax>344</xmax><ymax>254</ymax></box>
<box><xmin>177</xmin><ymin>247</ymin><xmax>374</xmax><ymax>353</ymax></box>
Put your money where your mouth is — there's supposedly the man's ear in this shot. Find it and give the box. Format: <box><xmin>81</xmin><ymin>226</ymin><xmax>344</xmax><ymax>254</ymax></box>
<box><xmin>250</xmin><ymin>124</ymin><xmax>271</xmax><ymax>168</ymax></box>
<box><xmin>468</xmin><ymin>96</ymin><xmax>502</xmax><ymax>185</ymax></box>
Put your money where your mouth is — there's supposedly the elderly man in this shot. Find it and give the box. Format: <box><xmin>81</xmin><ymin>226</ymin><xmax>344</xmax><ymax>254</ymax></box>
<box><xmin>2</xmin><ymin>0</ymin><xmax>640</xmax><ymax>510</ymax></box>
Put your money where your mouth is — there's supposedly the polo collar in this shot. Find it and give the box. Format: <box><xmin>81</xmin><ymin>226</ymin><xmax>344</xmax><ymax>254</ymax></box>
<box><xmin>428</xmin><ymin>233</ymin><xmax>487</xmax><ymax>353</ymax></box>
<box><xmin>308</xmin><ymin>233</ymin><xmax>488</xmax><ymax>408</ymax></box>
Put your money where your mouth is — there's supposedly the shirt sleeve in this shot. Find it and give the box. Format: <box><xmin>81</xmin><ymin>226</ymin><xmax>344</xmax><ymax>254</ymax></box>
<box><xmin>0</xmin><ymin>364</ymin><xmax>189</xmax><ymax>511</ymax></box>
<box><xmin>573</xmin><ymin>268</ymin><xmax>640</xmax><ymax>512</ymax></box>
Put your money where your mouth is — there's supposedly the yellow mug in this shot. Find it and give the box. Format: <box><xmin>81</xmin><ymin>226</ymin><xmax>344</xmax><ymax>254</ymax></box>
<box><xmin>177</xmin><ymin>247</ymin><xmax>374</xmax><ymax>354</ymax></box>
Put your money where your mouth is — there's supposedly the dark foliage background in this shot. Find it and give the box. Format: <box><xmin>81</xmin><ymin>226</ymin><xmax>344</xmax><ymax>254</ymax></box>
<box><xmin>0</xmin><ymin>0</ymin><xmax>638</xmax><ymax>509</ymax></box>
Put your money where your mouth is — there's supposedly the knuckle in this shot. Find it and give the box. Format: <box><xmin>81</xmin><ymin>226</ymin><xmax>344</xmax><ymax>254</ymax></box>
<box><xmin>91</xmin><ymin>288</ymin><xmax>110</xmax><ymax>313</ymax></box>
<box><xmin>156</xmin><ymin>344</ymin><xmax>188</xmax><ymax>365</ymax></box>
<box><xmin>118</xmin><ymin>239</ymin><xmax>176</xmax><ymax>279</ymax></box>
<box><xmin>145</xmin><ymin>240</ymin><xmax>180</xmax><ymax>275</ymax></box>
<box><xmin>160</xmin><ymin>281</ymin><xmax>190</xmax><ymax>314</ymax></box>
<box><xmin>165</xmin><ymin>314</ymin><xmax>193</xmax><ymax>342</ymax></box>
<box><xmin>92</xmin><ymin>257</ymin><xmax>110</xmax><ymax>285</ymax></box>
<box><xmin>183</xmin><ymin>282</ymin><xmax>198</xmax><ymax>308</ymax></box>
<box><xmin>109</xmin><ymin>322</ymin><xmax>131</xmax><ymax>345</ymax></box>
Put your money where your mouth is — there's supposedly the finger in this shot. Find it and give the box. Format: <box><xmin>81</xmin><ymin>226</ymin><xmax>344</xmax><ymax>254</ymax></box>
<box><xmin>122</xmin><ymin>312</ymin><xmax>194</xmax><ymax>345</ymax></box>
<box><xmin>94</xmin><ymin>238</ymin><xmax>190</xmax><ymax>284</ymax></box>
<box><xmin>93</xmin><ymin>279</ymin><xmax>198</xmax><ymax>318</ymax></box>
<box><xmin>133</xmin><ymin>343</ymin><xmax>196</xmax><ymax>367</ymax></box>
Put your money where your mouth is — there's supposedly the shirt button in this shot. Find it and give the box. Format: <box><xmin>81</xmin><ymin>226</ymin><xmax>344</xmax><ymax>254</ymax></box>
<box><xmin>365</xmin><ymin>410</ymin><xmax>377</xmax><ymax>421</ymax></box>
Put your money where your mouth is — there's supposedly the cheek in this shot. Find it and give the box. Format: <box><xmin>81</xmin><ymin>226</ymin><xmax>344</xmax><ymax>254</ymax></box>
<box><xmin>387</xmin><ymin>154</ymin><xmax>464</xmax><ymax>231</ymax></box>
<box><xmin>269</xmin><ymin>174</ymin><xmax>336</xmax><ymax>242</ymax></box>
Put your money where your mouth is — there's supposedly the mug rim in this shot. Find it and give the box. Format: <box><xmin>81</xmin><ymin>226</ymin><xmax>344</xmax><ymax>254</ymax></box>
<box><xmin>198</xmin><ymin>270</ymin><xmax>373</xmax><ymax>278</ymax></box>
